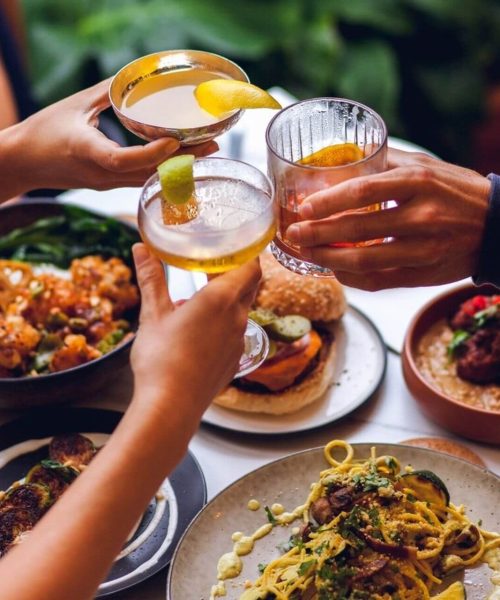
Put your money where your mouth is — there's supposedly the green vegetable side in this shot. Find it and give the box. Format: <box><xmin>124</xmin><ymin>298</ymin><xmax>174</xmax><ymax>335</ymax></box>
<box><xmin>0</xmin><ymin>205</ymin><xmax>139</xmax><ymax>268</ymax></box>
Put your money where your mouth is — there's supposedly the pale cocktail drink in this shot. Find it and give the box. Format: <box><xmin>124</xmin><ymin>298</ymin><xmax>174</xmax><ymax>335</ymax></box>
<box><xmin>138</xmin><ymin>157</ymin><xmax>276</xmax><ymax>376</ymax></box>
<box><xmin>120</xmin><ymin>69</ymin><xmax>233</xmax><ymax>130</ymax></box>
<box><xmin>109</xmin><ymin>49</ymin><xmax>249</xmax><ymax>144</ymax></box>
<box><xmin>139</xmin><ymin>176</ymin><xmax>276</xmax><ymax>273</ymax></box>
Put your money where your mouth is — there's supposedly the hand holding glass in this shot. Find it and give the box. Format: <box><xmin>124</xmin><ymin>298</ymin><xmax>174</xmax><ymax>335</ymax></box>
<box><xmin>138</xmin><ymin>157</ymin><xmax>276</xmax><ymax>376</ymax></box>
<box><xmin>266</xmin><ymin>98</ymin><xmax>387</xmax><ymax>277</ymax></box>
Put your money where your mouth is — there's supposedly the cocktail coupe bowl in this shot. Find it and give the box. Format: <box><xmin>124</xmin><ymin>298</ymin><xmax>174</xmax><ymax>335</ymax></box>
<box><xmin>109</xmin><ymin>49</ymin><xmax>249</xmax><ymax>145</ymax></box>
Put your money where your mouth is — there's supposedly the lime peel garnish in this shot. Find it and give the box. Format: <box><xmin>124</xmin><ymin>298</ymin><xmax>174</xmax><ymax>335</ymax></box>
<box><xmin>157</xmin><ymin>154</ymin><xmax>195</xmax><ymax>206</ymax></box>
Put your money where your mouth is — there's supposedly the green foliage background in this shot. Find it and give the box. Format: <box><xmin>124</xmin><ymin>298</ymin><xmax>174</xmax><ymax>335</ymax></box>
<box><xmin>22</xmin><ymin>0</ymin><xmax>500</xmax><ymax>165</ymax></box>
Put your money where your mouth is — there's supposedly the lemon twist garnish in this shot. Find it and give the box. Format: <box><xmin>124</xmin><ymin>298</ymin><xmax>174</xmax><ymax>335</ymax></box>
<box><xmin>194</xmin><ymin>79</ymin><xmax>281</xmax><ymax>118</ymax></box>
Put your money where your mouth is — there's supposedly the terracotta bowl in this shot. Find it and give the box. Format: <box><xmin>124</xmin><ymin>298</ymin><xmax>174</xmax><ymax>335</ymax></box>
<box><xmin>0</xmin><ymin>199</ymin><xmax>140</xmax><ymax>409</ymax></box>
<box><xmin>402</xmin><ymin>283</ymin><xmax>500</xmax><ymax>444</ymax></box>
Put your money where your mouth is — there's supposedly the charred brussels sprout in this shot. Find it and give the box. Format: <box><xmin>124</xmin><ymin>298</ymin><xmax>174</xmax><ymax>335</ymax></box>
<box><xmin>48</xmin><ymin>433</ymin><xmax>96</xmax><ymax>468</ymax></box>
<box><xmin>0</xmin><ymin>483</ymin><xmax>52</xmax><ymax>517</ymax></box>
<box><xmin>26</xmin><ymin>464</ymin><xmax>75</xmax><ymax>500</ymax></box>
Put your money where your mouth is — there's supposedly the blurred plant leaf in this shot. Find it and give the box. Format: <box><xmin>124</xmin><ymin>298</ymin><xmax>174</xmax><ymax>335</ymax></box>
<box><xmin>336</xmin><ymin>39</ymin><xmax>400</xmax><ymax>128</ymax></box>
<box><xmin>28</xmin><ymin>25</ymin><xmax>90</xmax><ymax>102</ymax></box>
<box><xmin>319</xmin><ymin>0</ymin><xmax>412</xmax><ymax>33</ymax></box>
<box><xmin>416</xmin><ymin>62</ymin><xmax>484</xmax><ymax>117</ymax></box>
<box><xmin>285</xmin><ymin>13</ymin><xmax>342</xmax><ymax>94</ymax></box>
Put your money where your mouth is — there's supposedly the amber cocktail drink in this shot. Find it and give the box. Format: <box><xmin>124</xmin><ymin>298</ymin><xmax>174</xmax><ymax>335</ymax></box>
<box><xmin>266</xmin><ymin>98</ymin><xmax>387</xmax><ymax>277</ymax></box>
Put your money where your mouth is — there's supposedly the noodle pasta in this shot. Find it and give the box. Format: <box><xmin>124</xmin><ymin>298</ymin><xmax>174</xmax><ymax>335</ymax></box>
<box><xmin>240</xmin><ymin>440</ymin><xmax>498</xmax><ymax>600</ymax></box>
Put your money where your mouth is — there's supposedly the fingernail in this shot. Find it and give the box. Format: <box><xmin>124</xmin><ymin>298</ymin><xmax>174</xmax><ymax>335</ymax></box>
<box><xmin>132</xmin><ymin>243</ymin><xmax>150</xmax><ymax>267</ymax></box>
<box><xmin>287</xmin><ymin>224</ymin><xmax>301</xmax><ymax>242</ymax></box>
<box><xmin>163</xmin><ymin>138</ymin><xmax>181</xmax><ymax>153</ymax></box>
<box><xmin>298</xmin><ymin>203</ymin><xmax>313</xmax><ymax>219</ymax></box>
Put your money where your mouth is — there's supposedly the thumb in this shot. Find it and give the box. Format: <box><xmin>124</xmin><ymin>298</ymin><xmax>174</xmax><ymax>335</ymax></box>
<box><xmin>133</xmin><ymin>243</ymin><xmax>173</xmax><ymax>322</ymax></box>
<box><xmin>84</xmin><ymin>78</ymin><xmax>113</xmax><ymax>116</ymax></box>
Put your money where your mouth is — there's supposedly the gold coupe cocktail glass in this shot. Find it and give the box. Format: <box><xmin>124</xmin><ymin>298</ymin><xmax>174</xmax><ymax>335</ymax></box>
<box><xmin>266</xmin><ymin>97</ymin><xmax>388</xmax><ymax>277</ymax></box>
<box><xmin>138</xmin><ymin>157</ymin><xmax>276</xmax><ymax>376</ymax></box>
<box><xmin>109</xmin><ymin>49</ymin><xmax>248</xmax><ymax>145</ymax></box>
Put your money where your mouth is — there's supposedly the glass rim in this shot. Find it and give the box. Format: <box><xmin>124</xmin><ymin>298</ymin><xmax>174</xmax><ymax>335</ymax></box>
<box><xmin>265</xmin><ymin>96</ymin><xmax>388</xmax><ymax>171</ymax></box>
<box><xmin>139</xmin><ymin>156</ymin><xmax>275</xmax><ymax>238</ymax></box>
<box><xmin>109</xmin><ymin>49</ymin><xmax>249</xmax><ymax>133</ymax></box>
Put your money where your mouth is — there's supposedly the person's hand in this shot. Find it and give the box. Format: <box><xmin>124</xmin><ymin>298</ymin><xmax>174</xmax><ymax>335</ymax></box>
<box><xmin>8</xmin><ymin>79</ymin><xmax>217</xmax><ymax>193</ymax></box>
<box><xmin>285</xmin><ymin>149</ymin><xmax>491</xmax><ymax>290</ymax></box>
<box><xmin>130</xmin><ymin>244</ymin><xmax>261</xmax><ymax>421</ymax></box>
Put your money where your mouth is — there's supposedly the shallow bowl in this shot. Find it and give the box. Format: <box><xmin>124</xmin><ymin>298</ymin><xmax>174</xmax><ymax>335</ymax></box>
<box><xmin>0</xmin><ymin>199</ymin><xmax>140</xmax><ymax>409</ymax></box>
<box><xmin>109</xmin><ymin>49</ymin><xmax>248</xmax><ymax>145</ymax></box>
<box><xmin>402</xmin><ymin>283</ymin><xmax>500</xmax><ymax>444</ymax></box>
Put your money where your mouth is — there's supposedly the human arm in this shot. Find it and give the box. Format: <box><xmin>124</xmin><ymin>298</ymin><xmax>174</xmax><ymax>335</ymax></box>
<box><xmin>0</xmin><ymin>79</ymin><xmax>217</xmax><ymax>202</ymax></box>
<box><xmin>285</xmin><ymin>149</ymin><xmax>491</xmax><ymax>290</ymax></box>
<box><xmin>0</xmin><ymin>244</ymin><xmax>261</xmax><ymax>600</ymax></box>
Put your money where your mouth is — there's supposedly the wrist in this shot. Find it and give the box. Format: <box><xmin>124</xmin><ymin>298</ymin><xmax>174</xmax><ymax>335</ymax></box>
<box><xmin>130</xmin><ymin>378</ymin><xmax>204</xmax><ymax>440</ymax></box>
<box><xmin>0</xmin><ymin>121</ymin><xmax>37</xmax><ymax>201</ymax></box>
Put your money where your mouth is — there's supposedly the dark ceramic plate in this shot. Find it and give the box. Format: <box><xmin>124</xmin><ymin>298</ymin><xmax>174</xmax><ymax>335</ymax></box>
<box><xmin>0</xmin><ymin>199</ymin><xmax>140</xmax><ymax>409</ymax></box>
<box><xmin>0</xmin><ymin>408</ymin><xmax>206</xmax><ymax>596</ymax></box>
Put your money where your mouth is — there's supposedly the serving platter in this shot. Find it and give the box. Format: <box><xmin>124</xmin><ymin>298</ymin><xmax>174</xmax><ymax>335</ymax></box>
<box><xmin>0</xmin><ymin>408</ymin><xmax>206</xmax><ymax>597</ymax></box>
<box><xmin>202</xmin><ymin>305</ymin><xmax>387</xmax><ymax>434</ymax></box>
<box><xmin>167</xmin><ymin>443</ymin><xmax>500</xmax><ymax>600</ymax></box>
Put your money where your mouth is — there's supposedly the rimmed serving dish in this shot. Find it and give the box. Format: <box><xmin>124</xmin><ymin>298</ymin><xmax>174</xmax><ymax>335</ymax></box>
<box><xmin>0</xmin><ymin>199</ymin><xmax>140</xmax><ymax>408</ymax></box>
<box><xmin>402</xmin><ymin>283</ymin><xmax>500</xmax><ymax>444</ymax></box>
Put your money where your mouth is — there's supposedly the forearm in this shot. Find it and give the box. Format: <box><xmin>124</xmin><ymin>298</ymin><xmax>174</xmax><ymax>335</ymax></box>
<box><xmin>0</xmin><ymin>389</ymin><xmax>198</xmax><ymax>600</ymax></box>
<box><xmin>0</xmin><ymin>122</ymin><xmax>34</xmax><ymax>201</ymax></box>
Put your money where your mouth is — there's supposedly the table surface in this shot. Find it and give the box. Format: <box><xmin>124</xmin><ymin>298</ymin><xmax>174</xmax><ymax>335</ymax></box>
<box><xmin>4</xmin><ymin>105</ymin><xmax>499</xmax><ymax>598</ymax></box>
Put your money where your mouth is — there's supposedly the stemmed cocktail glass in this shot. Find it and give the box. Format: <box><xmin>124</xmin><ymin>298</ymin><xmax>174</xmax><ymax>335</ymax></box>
<box><xmin>138</xmin><ymin>157</ymin><xmax>276</xmax><ymax>376</ymax></box>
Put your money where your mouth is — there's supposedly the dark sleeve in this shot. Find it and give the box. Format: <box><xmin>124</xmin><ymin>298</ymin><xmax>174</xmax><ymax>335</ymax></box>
<box><xmin>473</xmin><ymin>173</ymin><xmax>500</xmax><ymax>289</ymax></box>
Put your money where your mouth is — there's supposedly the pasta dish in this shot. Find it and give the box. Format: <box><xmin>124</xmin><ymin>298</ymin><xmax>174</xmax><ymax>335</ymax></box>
<box><xmin>240</xmin><ymin>440</ymin><xmax>500</xmax><ymax>600</ymax></box>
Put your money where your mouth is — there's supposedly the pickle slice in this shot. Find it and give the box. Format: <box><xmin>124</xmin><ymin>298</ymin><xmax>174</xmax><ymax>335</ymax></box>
<box><xmin>265</xmin><ymin>315</ymin><xmax>311</xmax><ymax>343</ymax></box>
<box><xmin>249</xmin><ymin>308</ymin><xmax>277</xmax><ymax>327</ymax></box>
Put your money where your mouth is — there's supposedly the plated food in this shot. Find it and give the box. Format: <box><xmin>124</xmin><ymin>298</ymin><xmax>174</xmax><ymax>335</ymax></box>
<box><xmin>416</xmin><ymin>293</ymin><xmax>500</xmax><ymax>408</ymax></box>
<box><xmin>0</xmin><ymin>433</ymin><xmax>96</xmax><ymax>556</ymax></box>
<box><xmin>237</xmin><ymin>441</ymin><xmax>497</xmax><ymax>599</ymax></box>
<box><xmin>403</xmin><ymin>284</ymin><xmax>500</xmax><ymax>443</ymax></box>
<box><xmin>0</xmin><ymin>256</ymin><xmax>138</xmax><ymax>377</ymax></box>
<box><xmin>167</xmin><ymin>442</ymin><xmax>500</xmax><ymax>600</ymax></box>
<box><xmin>213</xmin><ymin>253</ymin><xmax>347</xmax><ymax>415</ymax></box>
<box><xmin>0</xmin><ymin>408</ymin><xmax>206</xmax><ymax>596</ymax></box>
<box><xmin>0</xmin><ymin>201</ymin><xmax>140</xmax><ymax>407</ymax></box>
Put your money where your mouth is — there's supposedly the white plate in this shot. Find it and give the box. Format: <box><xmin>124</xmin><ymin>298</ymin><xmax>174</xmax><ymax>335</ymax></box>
<box><xmin>202</xmin><ymin>306</ymin><xmax>386</xmax><ymax>434</ymax></box>
<box><xmin>167</xmin><ymin>443</ymin><xmax>500</xmax><ymax>600</ymax></box>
